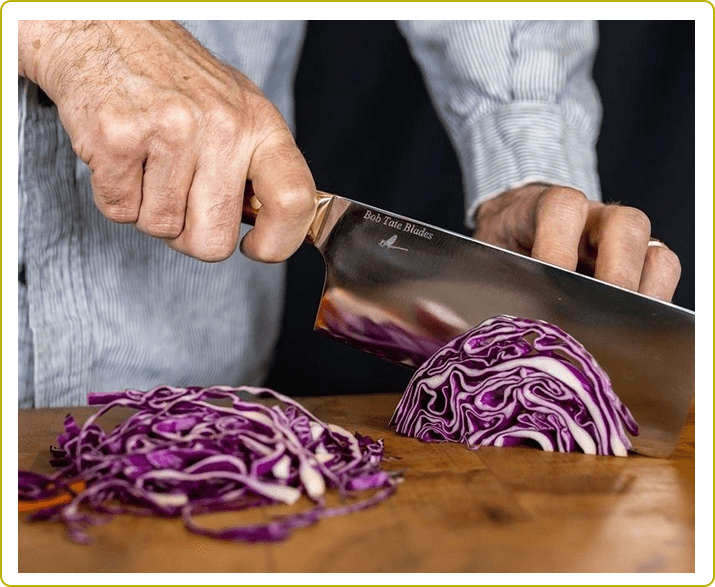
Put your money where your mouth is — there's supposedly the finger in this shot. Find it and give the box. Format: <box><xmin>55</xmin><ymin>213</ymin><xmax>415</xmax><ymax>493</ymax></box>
<box><xmin>136</xmin><ymin>116</ymin><xmax>196</xmax><ymax>238</ymax></box>
<box><xmin>531</xmin><ymin>186</ymin><xmax>589</xmax><ymax>270</ymax></box>
<box><xmin>166</xmin><ymin>151</ymin><xmax>246</xmax><ymax>262</ymax></box>
<box><xmin>136</xmin><ymin>145</ymin><xmax>196</xmax><ymax>239</ymax></box>
<box><xmin>86</xmin><ymin>110</ymin><xmax>150</xmax><ymax>224</ymax></box>
<box><xmin>89</xmin><ymin>154</ymin><xmax>143</xmax><ymax>224</ymax></box>
<box><xmin>240</xmin><ymin>131</ymin><xmax>317</xmax><ymax>263</ymax></box>
<box><xmin>637</xmin><ymin>241</ymin><xmax>682</xmax><ymax>302</ymax></box>
<box><xmin>586</xmin><ymin>205</ymin><xmax>651</xmax><ymax>291</ymax></box>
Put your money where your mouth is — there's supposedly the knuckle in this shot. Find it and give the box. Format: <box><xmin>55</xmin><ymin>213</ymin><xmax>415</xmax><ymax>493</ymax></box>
<box><xmin>95</xmin><ymin>112</ymin><xmax>144</xmax><ymax>157</ymax></box>
<box><xmin>139</xmin><ymin>183</ymin><xmax>188</xmax><ymax>238</ymax></box>
<box><xmin>272</xmin><ymin>185</ymin><xmax>318</xmax><ymax>219</ymax></box>
<box><xmin>154</xmin><ymin>100</ymin><xmax>198</xmax><ymax>145</ymax></box>
<box><xmin>607</xmin><ymin>267</ymin><xmax>639</xmax><ymax>291</ymax></box>
<box><xmin>136</xmin><ymin>216</ymin><xmax>184</xmax><ymax>239</ymax></box>
<box><xmin>195</xmin><ymin>237</ymin><xmax>237</xmax><ymax>262</ymax></box>
<box><xmin>188</xmin><ymin>196</ymin><xmax>240</xmax><ymax>261</ymax></box>
<box><xmin>94</xmin><ymin>190</ymin><xmax>139</xmax><ymax>223</ymax></box>
<box><xmin>538</xmin><ymin>186</ymin><xmax>589</xmax><ymax>217</ymax></box>
<box><xmin>103</xmin><ymin>208</ymin><xmax>138</xmax><ymax>224</ymax></box>
<box><xmin>542</xmin><ymin>186</ymin><xmax>589</xmax><ymax>205</ymax></box>
<box><xmin>176</xmin><ymin>226</ymin><xmax>237</xmax><ymax>262</ymax></box>
<box><xmin>649</xmin><ymin>244</ymin><xmax>682</xmax><ymax>278</ymax></box>
<box><xmin>608</xmin><ymin>205</ymin><xmax>651</xmax><ymax>237</ymax></box>
<box><xmin>206</xmin><ymin>189</ymin><xmax>240</xmax><ymax>222</ymax></box>
<box><xmin>536</xmin><ymin>246</ymin><xmax>579</xmax><ymax>271</ymax></box>
<box><xmin>205</xmin><ymin>104</ymin><xmax>242</xmax><ymax>141</ymax></box>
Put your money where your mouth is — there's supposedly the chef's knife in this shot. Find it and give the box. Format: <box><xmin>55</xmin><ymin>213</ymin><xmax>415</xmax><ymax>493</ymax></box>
<box><xmin>242</xmin><ymin>186</ymin><xmax>695</xmax><ymax>458</ymax></box>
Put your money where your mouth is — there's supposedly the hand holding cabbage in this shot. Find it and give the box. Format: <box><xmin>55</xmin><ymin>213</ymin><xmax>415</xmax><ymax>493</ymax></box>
<box><xmin>474</xmin><ymin>184</ymin><xmax>681</xmax><ymax>302</ymax></box>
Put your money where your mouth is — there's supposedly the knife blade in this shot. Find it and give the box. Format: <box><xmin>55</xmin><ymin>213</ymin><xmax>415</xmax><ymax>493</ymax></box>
<box><xmin>242</xmin><ymin>186</ymin><xmax>695</xmax><ymax>458</ymax></box>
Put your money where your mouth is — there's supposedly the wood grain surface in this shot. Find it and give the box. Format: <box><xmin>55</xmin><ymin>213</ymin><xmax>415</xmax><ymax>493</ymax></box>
<box><xmin>18</xmin><ymin>393</ymin><xmax>695</xmax><ymax>573</ymax></box>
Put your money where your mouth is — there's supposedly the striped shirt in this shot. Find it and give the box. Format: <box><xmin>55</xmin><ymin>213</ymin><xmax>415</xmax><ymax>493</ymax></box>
<box><xmin>18</xmin><ymin>20</ymin><xmax>601</xmax><ymax>407</ymax></box>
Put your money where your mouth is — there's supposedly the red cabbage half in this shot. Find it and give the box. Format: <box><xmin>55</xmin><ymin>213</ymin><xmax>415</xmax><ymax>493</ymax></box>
<box><xmin>19</xmin><ymin>386</ymin><xmax>400</xmax><ymax>544</ymax></box>
<box><xmin>390</xmin><ymin>315</ymin><xmax>639</xmax><ymax>457</ymax></box>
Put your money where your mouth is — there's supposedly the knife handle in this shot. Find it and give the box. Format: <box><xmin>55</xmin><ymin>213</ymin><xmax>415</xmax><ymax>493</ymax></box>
<box><xmin>241</xmin><ymin>181</ymin><xmax>260</xmax><ymax>226</ymax></box>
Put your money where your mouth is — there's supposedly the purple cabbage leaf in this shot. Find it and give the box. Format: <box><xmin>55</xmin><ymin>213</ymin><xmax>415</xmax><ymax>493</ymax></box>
<box><xmin>391</xmin><ymin>315</ymin><xmax>639</xmax><ymax>457</ymax></box>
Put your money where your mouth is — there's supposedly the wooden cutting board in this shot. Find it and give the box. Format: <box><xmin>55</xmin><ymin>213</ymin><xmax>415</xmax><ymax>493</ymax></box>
<box><xmin>17</xmin><ymin>393</ymin><xmax>695</xmax><ymax>573</ymax></box>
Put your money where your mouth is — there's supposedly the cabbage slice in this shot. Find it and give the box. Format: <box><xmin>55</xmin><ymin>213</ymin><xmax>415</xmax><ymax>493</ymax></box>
<box><xmin>391</xmin><ymin>315</ymin><xmax>639</xmax><ymax>457</ymax></box>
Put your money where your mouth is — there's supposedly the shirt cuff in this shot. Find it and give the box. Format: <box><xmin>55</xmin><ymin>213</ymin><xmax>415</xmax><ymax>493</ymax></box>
<box><xmin>459</xmin><ymin>101</ymin><xmax>602</xmax><ymax>229</ymax></box>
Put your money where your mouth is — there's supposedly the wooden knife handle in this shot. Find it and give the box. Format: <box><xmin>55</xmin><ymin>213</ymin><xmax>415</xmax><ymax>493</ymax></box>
<box><xmin>241</xmin><ymin>180</ymin><xmax>260</xmax><ymax>226</ymax></box>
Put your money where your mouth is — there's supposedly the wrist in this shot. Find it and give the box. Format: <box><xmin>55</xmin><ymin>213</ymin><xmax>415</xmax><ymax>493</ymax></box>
<box><xmin>18</xmin><ymin>20</ymin><xmax>98</xmax><ymax>98</ymax></box>
<box><xmin>18</xmin><ymin>20</ymin><xmax>47</xmax><ymax>82</ymax></box>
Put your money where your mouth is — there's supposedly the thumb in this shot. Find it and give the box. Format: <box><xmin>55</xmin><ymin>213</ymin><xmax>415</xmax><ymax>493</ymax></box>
<box><xmin>240</xmin><ymin>131</ymin><xmax>317</xmax><ymax>263</ymax></box>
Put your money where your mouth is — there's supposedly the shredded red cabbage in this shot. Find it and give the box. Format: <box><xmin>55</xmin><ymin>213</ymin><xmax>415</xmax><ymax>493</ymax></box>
<box><xmin>19</xmin><ymin>386</ymin><xmax>400</xmax><ymax>544</ymax></box>
<box><xmin>391</xmin><ymin>315</ymin><xmax>639</xmax><ymax>457</ymax></box>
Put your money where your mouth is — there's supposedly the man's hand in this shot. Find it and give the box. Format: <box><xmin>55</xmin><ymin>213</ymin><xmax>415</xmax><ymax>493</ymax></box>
<box><xmin>18</xmin><ymin>20</ymin><xmax>316</xmax><ymax>262</ymax></box>
<box><xmin>473</xmin><ymin>183</ymin><xmax>682</xmax><ymax>302</ymax></box>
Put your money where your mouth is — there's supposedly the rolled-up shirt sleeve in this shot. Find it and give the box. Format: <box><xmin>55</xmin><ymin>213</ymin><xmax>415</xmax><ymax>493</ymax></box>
<box><xmin>398</xmin><ymin>20</ymin><xmax>603</xmax><ymax>228</ymax></box>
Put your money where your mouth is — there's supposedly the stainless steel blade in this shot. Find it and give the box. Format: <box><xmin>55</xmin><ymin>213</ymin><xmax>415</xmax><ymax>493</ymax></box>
<box><xmin>306</xmin><ymin>193</ymin><xmax>695</xmax><ymax>458</ymax></box>
<box><xmin>240</xmin><ymin>186</ymin><xmax>694</xmax><ymax>457</ymax></box>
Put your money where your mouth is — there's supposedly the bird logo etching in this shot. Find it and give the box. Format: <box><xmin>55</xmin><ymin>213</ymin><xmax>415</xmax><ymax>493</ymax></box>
<box><xmin>379</xmin><ymin>235</ymin><xmax>409</xmax><ymax>251</ymax></box>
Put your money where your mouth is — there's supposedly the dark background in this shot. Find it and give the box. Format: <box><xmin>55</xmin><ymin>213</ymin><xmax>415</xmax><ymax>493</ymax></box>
<box><xmin>265</xmin><ymin>21</ymin><xmax>695</xmax><ymax>396</ymax></box>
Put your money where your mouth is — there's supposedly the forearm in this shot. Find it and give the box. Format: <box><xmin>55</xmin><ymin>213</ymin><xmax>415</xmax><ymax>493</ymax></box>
<box><xmin>398</xmin><ymin>20</ymin><xmax>602</xmax><ymax>224</ymax></box>
<box><xmin>18</xmin><ymin>21</ymin><xmax>210</xmax><ymax>101</ymax></box>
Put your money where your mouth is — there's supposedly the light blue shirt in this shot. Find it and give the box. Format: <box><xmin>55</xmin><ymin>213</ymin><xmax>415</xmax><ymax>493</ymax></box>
<box><xmin>18</xmin><ymin>20</ymin><xmax>601</xmax><ymax>407</ymax></box>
